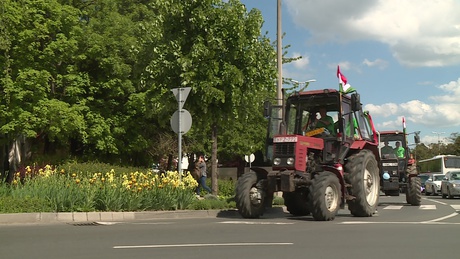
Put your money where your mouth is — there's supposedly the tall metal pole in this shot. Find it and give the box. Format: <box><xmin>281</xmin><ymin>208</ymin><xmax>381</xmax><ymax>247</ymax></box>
<box><xmin>178</xmin><ymin>88</ymin><xmax>182</xmax><ymax>180</ymax></box>
<box><xmin>277</xmin><ymin>0</ymin><xmax>282</xmax><ymax>106</ymax></box>
<box><xmin>432</xmin><ymin>131</ymin><xmax>445</xmax><ymax>155</ymax></box>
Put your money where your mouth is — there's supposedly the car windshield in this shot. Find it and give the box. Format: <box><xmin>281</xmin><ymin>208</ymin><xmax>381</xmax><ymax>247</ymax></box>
<box><xmin>419</xmin><ymin>175</ymin><xmax>429</xmax><ymax>183</ymax></box>
<box><xmin>433</xmin><ymin>175</ymin><xmax>444</xmax><ymax>181</ymax></box>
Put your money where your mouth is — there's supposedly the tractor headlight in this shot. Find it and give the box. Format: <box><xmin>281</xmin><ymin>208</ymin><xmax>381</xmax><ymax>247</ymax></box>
<box><xmin>287</xmin><ymin>157</ymin><xmax>295</xmax><ymax>165</ymax></box>
<box><xmin>273</xmin><ymin>157</ymin><xmax>281</xmax><ymax>166</ymax></box>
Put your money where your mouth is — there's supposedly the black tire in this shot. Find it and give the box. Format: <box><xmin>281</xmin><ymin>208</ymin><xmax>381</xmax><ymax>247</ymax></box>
<box><xmin>283</xmin><ymin>190</ymin><xmax>310</xmax><ymax>216</ymax></box>
<box><xmin>308</xmin><ymin>172</ymin><xmax>341</xmax><ymax>221</ymax></box>
<box><xmin>345</xmin><ymin>150</ymin><xmax>380</xmax><ymax>217</ymax></box>
<box><xmin>425</xmin><ymin>185</ymin><xmax>431</xmax><ymax>196</ymax></box>
<box><xmin>448</xmin><ymin>187</ymin><xmax>454</xmax><ymax>199</ymax></box>
<box><xmin>441</xmin><ymin>188</ymin><xmax>447</xmax><ymax>198</ymax></box>
<box><xmin>406</xmin><ymin>176</ymin><xmax>421</xmax><ymax>206</ymax></box>
<box><xmin>235</xmin><ymin>171</ymin><xmax>265</xmax><ymax>218</ymax></box>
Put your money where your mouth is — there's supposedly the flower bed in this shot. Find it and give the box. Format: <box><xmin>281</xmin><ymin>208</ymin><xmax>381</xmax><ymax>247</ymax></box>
<box><xmin>0</xmin><ymin>165</ymin><xmax>202</xmax><ymax>213</ymax></box>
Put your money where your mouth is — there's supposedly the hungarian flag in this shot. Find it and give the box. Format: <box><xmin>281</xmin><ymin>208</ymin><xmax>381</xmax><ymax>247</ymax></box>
<box><xmin>337</xmin><ymin>65</ymin><xmax>355</xmax><ymax>94</ymax></box>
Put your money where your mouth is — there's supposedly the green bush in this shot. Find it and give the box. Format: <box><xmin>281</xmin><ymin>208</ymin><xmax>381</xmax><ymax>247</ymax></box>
<box><xmin>0</xmin><ymin>196</ymin><xmax>53</xmax><ymax>213</ymax></box>
<box><xmin>57</xmin><ymin>162</ymin><xmax>148</xmax><ymax>177</ymax></box>
<box><xmin>0</xmin><ymin>163</ymin><xmax>241</xmax><ymax>214</ymax></box>
<box><xmin>187</xmin><ymin>195</ymin><xmax>231</xmax><ymax>210</ymax></box>
<box><xmin>273</xmin><ymin>196</ymin><xmax>284</xmax><ymax>206</ymax></box>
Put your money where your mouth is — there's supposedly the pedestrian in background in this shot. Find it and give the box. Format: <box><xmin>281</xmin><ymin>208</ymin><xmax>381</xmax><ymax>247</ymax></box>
<box><xmin>196</xmin><ymin>154</ymin><xmax>211</xmax><ymax>197</ymax></box>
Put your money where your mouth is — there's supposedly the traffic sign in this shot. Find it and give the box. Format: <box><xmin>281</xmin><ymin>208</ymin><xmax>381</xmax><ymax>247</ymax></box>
<box><xmin>245</xmin><ymin>154</ymin><xmax>255</xmax><ymax>163</ymax></box>
<box><xmin>171</xmin><ymin>87</ymin><xmax>191</xmax><ymax>109</ymax></box>
<box><xmin>170</xmin><ymin>109</ymin><xmax>192</xmax><ymax>134</ymax></box>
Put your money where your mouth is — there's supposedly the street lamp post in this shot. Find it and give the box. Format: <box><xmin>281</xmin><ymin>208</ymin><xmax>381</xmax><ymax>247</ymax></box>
<box><xmin>407</xmin><ymin>131</ymin><xmax>421</xmax><ymax>161</ymax></box>
<box><xmin>432</xmin><ymin>131</ymin><xmax>445</xmax><ymax>154</ymax></box>
<box><xmin>291</xmin><ymin>79</ymin><xmax>317</xmax><ymax>91</ymax></box>
<box><xmin>277</xmin><ymin>0</ymin><xmax>282</xmax><ymax>106</ymax></box>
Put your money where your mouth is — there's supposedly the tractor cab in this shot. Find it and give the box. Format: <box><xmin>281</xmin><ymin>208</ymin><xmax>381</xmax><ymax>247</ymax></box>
<box><xmin>264</xmin><ymin>89</ymin><xmax>378</xmax><ymax>168</ymax></box>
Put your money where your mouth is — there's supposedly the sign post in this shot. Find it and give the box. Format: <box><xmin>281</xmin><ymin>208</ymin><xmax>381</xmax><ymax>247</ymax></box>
<box><xmin>170</xmin><ymin>87</ymin><xmax>192</xmax><ymax>180</ymax></box>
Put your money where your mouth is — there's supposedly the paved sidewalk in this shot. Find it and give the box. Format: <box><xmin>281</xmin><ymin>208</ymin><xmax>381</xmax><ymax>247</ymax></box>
<box><xmin>0</xmin><ymin>209</ymin><xmax>241</xmax><ymax>225</ymax></box>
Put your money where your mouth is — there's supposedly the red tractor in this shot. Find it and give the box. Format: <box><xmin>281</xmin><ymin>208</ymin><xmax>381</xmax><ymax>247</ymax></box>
<box><xmin>235</xmin><ymin>88</ymin><xmax>381</xmax><ymax>221</ymax></box>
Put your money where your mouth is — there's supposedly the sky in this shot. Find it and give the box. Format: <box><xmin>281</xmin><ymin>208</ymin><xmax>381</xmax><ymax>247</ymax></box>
<box><xmin>239</xmin><ymin>0</ymin><xmax>460</xmax><ymax>146</ymax></box>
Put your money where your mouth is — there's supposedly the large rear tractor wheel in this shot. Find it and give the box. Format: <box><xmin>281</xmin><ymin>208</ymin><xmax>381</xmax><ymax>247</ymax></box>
<box><xmin>405</xmin><ymin>176</ymin><xmax>422</xmax><ymax>206</ymax></box>
<box><xmin>283</xmin><ymin>189</ymin><xmax>310</xmax><ymax>216</ymax></box>
<box><xmin>235</xmin><ymin>171</ymin><xmax>266</xmax><ymax>218</ymax></box>
<box><xmin>308</xmin><ymin>172</ymin><xmax>341</xmax><ymax>221</ymax></box>
<box><xmin>345</xmin><ymin>150</ymin><xmax>380</xmax><ymax>217</ymax></box>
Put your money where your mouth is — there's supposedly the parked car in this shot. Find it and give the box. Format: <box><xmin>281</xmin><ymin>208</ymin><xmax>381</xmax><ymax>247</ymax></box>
<box><xmin>441</xmin><ymin>170</ymin><xmax>460</xmax><ymax>199</ymax></box>
<box><xmin>419</xmin><ymin>174</ymin><xmax>430</xmax><ymax>193</ymax></box>
<box><xmin>425</xmin><ymin>174</ymin><xmax>444</xmax><ymax>196</ymax></box>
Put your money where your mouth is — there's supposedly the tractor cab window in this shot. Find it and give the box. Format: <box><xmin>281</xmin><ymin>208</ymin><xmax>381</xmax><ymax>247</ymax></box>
<box><xmin>354</xmin><ymin>111</ymin><xmax>372</xmax><ymax>140</ymax></box>
<box><xmin>380</xmin><ymin>135</ymin><xmax>405</xmax><ymax>159</ymax></box>
<box><xmin>285</xmin><ymin>96</ymin><xmax>339</xmax><ymax>137</ymax></box>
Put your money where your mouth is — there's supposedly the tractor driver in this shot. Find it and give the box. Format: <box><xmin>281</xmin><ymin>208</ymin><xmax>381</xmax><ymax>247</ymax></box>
<box><xmin>302</xmin><ymin>108</ymin><xmax>335</xmax><ymax>135</ymax></box>
<box><xmin>315</xmin><ymin>107</ymin><xmax>335</xmax><ymax>134</ymax></box>
<box><xmin>381</xmin><ymin>141</ymin><xmax>395</xmax><ymax>157</ymax></box>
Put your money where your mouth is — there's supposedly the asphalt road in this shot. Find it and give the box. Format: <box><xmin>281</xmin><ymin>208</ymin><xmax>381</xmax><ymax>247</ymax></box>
<box><xmin>0</xmin><ymin>194</ymin><xmax>459</xmax><ymax>259</ymax></box>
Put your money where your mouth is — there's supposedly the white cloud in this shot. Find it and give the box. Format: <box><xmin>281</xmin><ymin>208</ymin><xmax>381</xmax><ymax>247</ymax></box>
<box><xmin>285</xmin><ymin>0</ymin><xmax>460</xmax><ymax>67</ymax></box>
<box><xmin>362</xmin><ymin>58</ymin><xmax>388</xmax><ymax>69</ymax></box>
<box><xmin>365</xmin><ymin>77</ymin><xmax>460</xmax><ymax>134</ymax></box>
<box><xmin>291</xmin><ymin>52</ymin><xmax>310</xmax><ymax>69</ymax></box>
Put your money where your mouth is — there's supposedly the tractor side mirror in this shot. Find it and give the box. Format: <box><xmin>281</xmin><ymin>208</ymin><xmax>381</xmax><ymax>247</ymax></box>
<box><xmin>351</xmin><ymin>93</ymin><xmax>361</xmax><ymax>111</ymax></box>
<box><xmin>263</xmin><ymin>101</ymin><xmax>271</xmax><ymax>118</ymax></box>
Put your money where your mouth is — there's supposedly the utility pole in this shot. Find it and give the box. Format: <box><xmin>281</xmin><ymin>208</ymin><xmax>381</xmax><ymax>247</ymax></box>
<box><xmin>277</xmin><ymin>0</ymin><xmax>282</xmax><ymax>107</ymax></box>
<box><xmin>432</xmin><ymin>131</ymin><xmax>445</xmax><ymax>155</ymax></box>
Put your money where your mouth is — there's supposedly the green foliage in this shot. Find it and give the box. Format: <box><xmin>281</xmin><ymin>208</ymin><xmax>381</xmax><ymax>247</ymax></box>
<box><xmin>0</xmin><ymin>164</ymin><xmax>199</xmax><ymax>213</ymax></box>
<box><xmin>216</xmin><ymin>178</ymin><xmax>236</xmax><ymax>197</ymax></box>
<box><xmin>57</xmin><ymin>161</ymin><xmax>148</xmax><ymax>176</ymax></box>
<box><xmin>187</xmin><ymin>195</ymin><xmax>232</xmax><ymax>210</ymax></box>
<box><xmin>273</xmin><ymin>196</ymin><xmax>284</xmax><ymax>206</ymax></box>
<box><xmin>1</xmin><ymin>0</ymin><xmax>281</xmax><ymax>168</ymax></box>
<box><xmin>0</xmin><ymin>196</ymin><xmax>53</xmax><ymax>213</ymax></box>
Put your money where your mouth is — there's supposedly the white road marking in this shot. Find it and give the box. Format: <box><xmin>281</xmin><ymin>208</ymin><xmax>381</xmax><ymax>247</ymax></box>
<box><xmin>114</xmin><ymin>242</ymin><xmax>293</xmax><ymax>249</ymax></box>
<box><xmin>421</xmin><ymin>212</ymin><xmax>459</xmax><ymax>223</ymax></box>
<box><xmin>383</xmin><ymin>205</ymin><xmax>403</xmax><ymax>210</ymax></box>
<box><xmin>341</xmin><ymin>220</ymin><xmax>460</xmax><ymax>225</ymax></box>
<box><xmin>130</xmin><ymin>222</ymin><xmax>174</xmax><ymax>225</ymax></box>
<box><xmin>419</xmin><ymin>205</ymin><xmax>436</xmax><ymax>210</ymax></box>
<box><xmin>451</xmin><ymin>205</ymin><xmax>460</xmax><ymax>210</ymax></box>
<box><xmin>219</xmin><ymin>221</ymin><xmax>294</xmax><ymax>225</ymax></box>
<box><xmin>422</xmin><ymin>198</ymin><xmax>448</xmax><ymax>205</ymax></box>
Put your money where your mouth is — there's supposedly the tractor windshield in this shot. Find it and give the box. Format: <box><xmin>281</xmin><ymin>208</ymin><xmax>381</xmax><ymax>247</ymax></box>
<box><xmin>285</xmin><ymin>93</ymin><xmax>340</xmax><ymax>136</ymax></box>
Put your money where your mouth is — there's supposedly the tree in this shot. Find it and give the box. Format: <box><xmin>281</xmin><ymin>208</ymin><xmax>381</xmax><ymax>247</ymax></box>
<box><xmin>1</xmin><ymin>0</ymin><xmax>283</xmax><ymax>193</ymax></box>
<box><xmin>136</xmin><ymin>0</ymin><xmax>277</xmax><ymax>193</ymax></box>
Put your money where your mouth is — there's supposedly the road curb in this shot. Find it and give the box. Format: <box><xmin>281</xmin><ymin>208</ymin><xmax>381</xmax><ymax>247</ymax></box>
<box><xmin>0</xmin><ymin>209</ymin><xmax>241</xmax><ymax>225</ymax></box>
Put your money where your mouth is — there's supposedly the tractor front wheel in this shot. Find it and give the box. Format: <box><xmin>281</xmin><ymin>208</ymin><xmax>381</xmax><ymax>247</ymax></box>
<box><xmin>345</xmin><ymin>150</ymin><xmax>380</xmax><ymax>217</ymax></box>
<box><xmin>235</xmin><ymin>171</ymin><xmax>266</xmax><ymax>218</ymax></box>
<box><xmin>406</xmin><ymin>176</ymin><xmax>421</xmax><ymax>206</ymax></box>
<box><xmin>309</xmin><ymin>172</ymin><xmax>341</xmax><ymax>221</ymax></box>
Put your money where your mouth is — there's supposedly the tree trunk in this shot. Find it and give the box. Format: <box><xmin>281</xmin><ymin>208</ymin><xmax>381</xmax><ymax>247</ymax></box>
<box><xmin>211</xmin><ymin>123</ymin><xmax>218</xmax><ymax>195</ymax></box>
